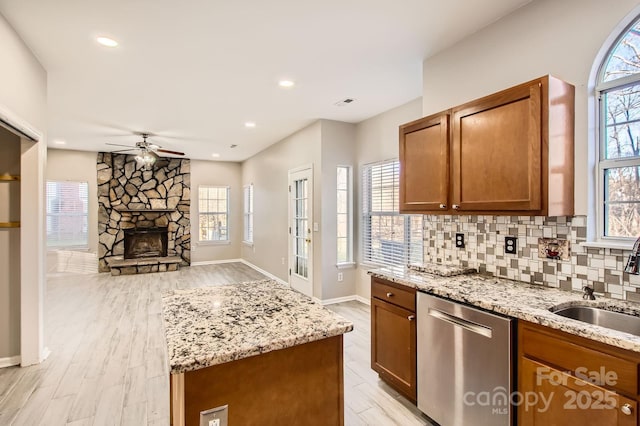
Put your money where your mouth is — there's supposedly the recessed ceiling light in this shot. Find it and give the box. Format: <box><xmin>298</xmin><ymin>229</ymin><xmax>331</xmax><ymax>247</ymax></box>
<box><xmin>97</xmin><ymin>36</ymin><xmax>118</xmax><ymax>47</ymax></box>
<box><xmin>211</xmin><ymin>153</ymin><xmax>220</xmax><ymax>158</ymax></box>
<box><xmin>278</xmin><ymin>80</ymin><xmax>295</xmax><ymax>88</ymax></box>
<box><xmin>53</xmin><ymin>140</ymin><xmax>66</xmax><ymax>145</ymax></box>
<box><xmin>244</xmin><ymin>122</ymin><xmax>256</xmax><ymax>128</ymax></box>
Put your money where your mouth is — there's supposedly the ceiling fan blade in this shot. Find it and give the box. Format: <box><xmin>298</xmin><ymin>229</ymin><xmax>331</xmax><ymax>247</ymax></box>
<box><xmin>109</xmin><ymin>149</ymin><xmax>137</xmax><ymax>153</ymax></box>
<box><xmin>106</xmin><ymin>142</ymin><xmax>135</xmax><ymax>148</ymax></box>
<box><xmin>157</xmin><ymin>148</ymin><xmax>185</xmax><ymax>156</ymax></box>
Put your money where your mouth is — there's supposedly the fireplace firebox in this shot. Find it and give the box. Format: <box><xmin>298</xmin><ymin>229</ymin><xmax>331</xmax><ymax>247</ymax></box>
<box><xmin>124</xmin><ymin>227</ymin><xmax>168</xmax><ymax>259</ymax></box>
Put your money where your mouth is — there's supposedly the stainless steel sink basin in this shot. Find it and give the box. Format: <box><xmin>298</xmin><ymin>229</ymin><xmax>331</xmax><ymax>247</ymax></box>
<box><xmin>551</xmin><ymin>305</ymin><xmax>640</xmax><ymax>336</ymax></box>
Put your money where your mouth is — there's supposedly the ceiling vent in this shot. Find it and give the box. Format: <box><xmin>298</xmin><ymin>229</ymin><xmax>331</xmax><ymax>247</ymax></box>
<box><xmin>334</xmin><ymin>98</ymin><xmax>356</xmax><ymax>107</ymax></box>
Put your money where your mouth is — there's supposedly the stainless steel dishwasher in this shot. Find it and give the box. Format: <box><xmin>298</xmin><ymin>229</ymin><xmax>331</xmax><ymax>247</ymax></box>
<box><xmin>417</xmin><ymin>292</ymin><xmax>514</xmax><ymax>426</ymax></box>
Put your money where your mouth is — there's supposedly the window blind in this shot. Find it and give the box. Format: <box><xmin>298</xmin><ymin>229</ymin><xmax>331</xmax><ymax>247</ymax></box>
<box><xmin>243</xmin><ymin>184</ymin><xmax>254</xmax><ymax>243</ymax></box>
<box><xmin>46</xmin><ymin>181</ymin><xmax>89</xmax><ymax>248</ymax></box>
<box><xmin>362</xmin><ymin>160</ymin><xmax>423</xmax><ymax>266</ymax></box>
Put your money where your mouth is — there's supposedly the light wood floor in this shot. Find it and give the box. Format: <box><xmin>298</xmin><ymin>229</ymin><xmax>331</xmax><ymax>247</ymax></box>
<box><xmin>0</xmin><ymin>262</ymin><xmax>431</xmax><ymax>425</ymax></box>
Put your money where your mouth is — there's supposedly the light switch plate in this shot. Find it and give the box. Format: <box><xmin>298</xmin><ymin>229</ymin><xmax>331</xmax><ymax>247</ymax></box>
<box><xmin>200</xmin><ymin>404</ymin><xmax>228</xmax><ymax>426</ymax></box>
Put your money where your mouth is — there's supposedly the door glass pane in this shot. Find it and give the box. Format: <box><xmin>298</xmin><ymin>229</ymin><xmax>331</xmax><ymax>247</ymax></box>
<box><xmin>293</xmin><ymin>177</ymin><xmax>309</xmax><ymax>278</ymax></box>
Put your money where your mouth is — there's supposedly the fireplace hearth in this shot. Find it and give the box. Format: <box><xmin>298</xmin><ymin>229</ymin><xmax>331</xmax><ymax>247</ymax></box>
<box><xmin>124</xmin><ymin>227</ymin><xmax>168</xmax><ymax>259</ymax></box>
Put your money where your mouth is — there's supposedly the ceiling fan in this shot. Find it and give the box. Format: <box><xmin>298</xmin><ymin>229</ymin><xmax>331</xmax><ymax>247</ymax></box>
<box><xmin>106</xmin><ymin>133</ymin><xmax>185</xmax><ymax>170</ymax></box>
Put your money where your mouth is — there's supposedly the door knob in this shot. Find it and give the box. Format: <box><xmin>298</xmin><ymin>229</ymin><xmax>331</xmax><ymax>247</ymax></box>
<box><xmin>386</xmin><ymin>292</ymin><xmax>394</xmax><ymax>298</ymax></box>
<box><xmin>439</xmin><ymin>203</ymin><xmax>447</xmax><ymax>209</ymax></box>
<box><xmin>408</xmin><ymin>315</ymin><xmax>415</xmax><ymax>321</ymax></box>
<box><xmin>621</xmin><ymin>403</ymin><xmax>633</xmax><ymax>415</ymax></box>
<box><xmin>453</xmin><ymin>204</ymin><xmax>460</xmax><ymax>210</ymax></box>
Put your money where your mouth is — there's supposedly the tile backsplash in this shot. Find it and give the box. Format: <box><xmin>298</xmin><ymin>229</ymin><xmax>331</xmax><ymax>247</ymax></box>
<box><xmin>422</xmin><ymin>215</ymin><xmax>640</xmax><ymax>301</ymax></box>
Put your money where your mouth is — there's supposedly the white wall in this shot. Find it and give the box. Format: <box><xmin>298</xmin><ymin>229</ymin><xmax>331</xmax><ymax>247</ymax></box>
<box><xmin>46</xmin><ymin>149</ymin><xmax>99</xmax><ymax>254</ymax></box>
<box><xmin>0</xmin><ymin>12</ymin><xmax>47</xmax><ymax>366</ymax></box>
<box><xmin>422</xmin><ymin>0</ymin><xmax>640</xmax><ymax>216</ymax></box>
<box><xmin>320</xmin><ymin>120</ymin><xmax>357</xmax><ymax>300</ymax></box>
<box><xmin>190</xmin><ymin>160</ymin><xmax>243</xmax><ymax>263</ymax></box>
<box><xmin>242</xmin><ymin>122</ymin><xmax>323</xmax><ymax>296</ymax></box>
<box><xmin>354</xmin><ymin>98</ymin><xmax>423</xmax><ymax>300</ymax></box>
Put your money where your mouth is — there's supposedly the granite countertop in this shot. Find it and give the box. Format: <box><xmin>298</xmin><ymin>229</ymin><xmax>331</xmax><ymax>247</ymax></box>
<box><xmin>370</xmin><ymin>266</ymin><xmax>640</xmax><ymax>353</ymax></box>
<box><xmin>161</xmin><ymin>279</ymin><xmax>354</xmax><ymax>374</ymax></box>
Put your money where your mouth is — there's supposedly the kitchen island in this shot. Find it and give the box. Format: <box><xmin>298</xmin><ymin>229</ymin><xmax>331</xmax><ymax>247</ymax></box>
<box><xmin>161</xmin><ymin>279</ymin><xmax>353</xmax><ymax>426</ymax></box>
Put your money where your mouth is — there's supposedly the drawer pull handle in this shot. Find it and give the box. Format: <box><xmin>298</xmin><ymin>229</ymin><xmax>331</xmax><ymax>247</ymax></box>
<box><xmin>621</xmin><ymin>403</ymin><xmax>633</xmax><ymax>416</ymax></box>
<box><xmin>408</xmin><ymin>315</ymin><xmax>415</xmax><ymax>321</ymax></box>
<box><xmin>386</xmin><ymin>292</ymin><xmax>394</xmax><ymax>298</ymax></box>
<box><xmin>439</xmin><ymin>203</ymin><xmax>447</xmax><ymax>209</ymax></box>
<box><xmin>452</xmin><ymin>204</ymin><xmax>460</xmax><ymax>210</ymax></box>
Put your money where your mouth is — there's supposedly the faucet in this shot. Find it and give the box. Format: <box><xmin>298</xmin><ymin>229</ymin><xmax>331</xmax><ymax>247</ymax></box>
<box><xmin>582</xmin><ymin>285</ymin><xmax>596</xmax><ymax>300</ymax></box>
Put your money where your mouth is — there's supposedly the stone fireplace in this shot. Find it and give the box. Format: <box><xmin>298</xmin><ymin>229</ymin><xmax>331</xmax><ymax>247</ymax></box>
<box><xmin>124</xmin><ymin>227</ymin><xmax>168</xmax><ymax>259</ymax></box>
<box><xmin>97</xmin><ymin>152</ymin><xmax>191</xmax><ymax>273</ymax></box>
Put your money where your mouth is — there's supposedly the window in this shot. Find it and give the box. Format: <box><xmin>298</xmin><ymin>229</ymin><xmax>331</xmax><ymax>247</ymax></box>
<box><xmin>46</xmin><ymin>181</ymin><xmax>89</xmax><ymax>248</ymax></box>
<box><xmin>362</xmin><ymin>160</ymin><xmax>423</xmax><ymax>266</ymax></box>
<box><xmin>597</xmin><ymin>17</ymin><xmax>640</xmax><ymax>240</ymax></box>
<box><xmin>243</xmin><ymin>184</ymin><xmax>254</xmax><ymax>244</ymax></box>
<box><xmin>337</xmin><ymin>166</ymin><xmax>353</xmax><ymax>264</ymax></box>
<box><xmin>198</xmin><ymin>186</ymin><xmax>229</xmax><ymax>242</ymax></box>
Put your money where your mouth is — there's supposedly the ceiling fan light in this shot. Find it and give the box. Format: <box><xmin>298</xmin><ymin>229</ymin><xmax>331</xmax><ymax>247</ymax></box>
<box><xmin>135</xmin><ymin>151</ymin><xmax>157</xmax><ymax>170</ymax></box>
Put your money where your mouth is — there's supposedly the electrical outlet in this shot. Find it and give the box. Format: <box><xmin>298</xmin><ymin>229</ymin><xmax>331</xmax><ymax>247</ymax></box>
<box><xmin>505</xmin><ymin>236</ymin><xmax>517</xmax><ymax>254</ymax></box>
<box><xmin>281</xmin><ymin>257</ymin><xmax>285</xmax><ymax>265</ymax></box>
<box><xmin>455</xmin><ymin>233</ymin><xmax>465</xmax><ymax>248</ymax></box>
<box><xmin>200</xmin><ymin>405</ymin><xmax>228</xmax><ymax>426</ymax></box>
<box><xmin>338</xmin><ymin>272</ymin><xmax>343</xmax><ymax>282</ymax></box>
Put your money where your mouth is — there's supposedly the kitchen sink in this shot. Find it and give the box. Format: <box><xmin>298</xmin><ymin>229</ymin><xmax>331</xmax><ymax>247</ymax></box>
<box><xmin>551</xmin><ymin>305</ymin><xmax>640</xmax><ymax>336</ymax></box>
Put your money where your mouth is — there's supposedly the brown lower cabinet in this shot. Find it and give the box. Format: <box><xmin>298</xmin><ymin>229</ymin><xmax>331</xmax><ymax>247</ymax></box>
<box><xmin>371</xmin><ymin>277</ymin><xmax>416</xmax><ymax>402</ymax></box>
<box><xmin>519</xmin><ymin>321</ymin><xmax>639</xmax><ymax>426</ymax></box>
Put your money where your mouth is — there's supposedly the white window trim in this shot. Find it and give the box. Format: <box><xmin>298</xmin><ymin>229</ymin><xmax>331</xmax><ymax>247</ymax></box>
<box><xmin>197</xmin><ymin>185</ymin><xmax>230</xmax><ymax>243</ymax></box>
<box><xmin>593</xmin><ymin>17</ymin><xmax>640</xmax><ymax>245</ymax></box>
<box><xmin>336</xmin><ymin>165</ymin><xmax>353</xmax><ymax>266</ymax></box>
<box><xmin>242</xmin><ymin>183</ymin><xmax>254</xmax><ymax>245</ymax></box>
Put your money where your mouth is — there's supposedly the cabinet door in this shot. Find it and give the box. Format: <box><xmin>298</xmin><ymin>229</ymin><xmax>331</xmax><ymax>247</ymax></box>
<box><xmin>371</xmin><ymin>298</ymin><xmax>416</xmax><ymax>401</ymax></box>
<box><xmin>452</xmin><ymin>81</ymin><xmax>542</xmax><ymax>212</ymax></box>
<box><xmin>399</xmin><ymin>113</ymin><xmax>449</xmax><ymax>212</ymax></box>
<box><xmin>520</xmin><ymin>357</ymin><xmax>637</xmax><ymax>426</ymax></box>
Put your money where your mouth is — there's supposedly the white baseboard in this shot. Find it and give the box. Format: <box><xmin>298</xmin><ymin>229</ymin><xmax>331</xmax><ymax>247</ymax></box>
<box><xmin>41</xmin><ymin>347</ymin><xmax>51</xmax><ymax>363</ymax></box>
<box><xmin>240</xmin><ymin>260</ymin><xmax>289</xmax><ymax>286</ymax></box>
<box><xmin>319</xmin><ymin>295</ymin><xmax>358</xmax><ymax>305</ymax></box>
<box><xmin>355</xmin><ymin>295</ymin><xmax>370</xmax><ymax>305</ymax></box>
<box><xmin>190</xmin><ymin>259</ymin><xmax>243</xmax><ymax>266</ymax></box>
<box><xmin>0</xmin><ymin>355</ymin><xmax>21</xmax><ymax>368</ymax></box>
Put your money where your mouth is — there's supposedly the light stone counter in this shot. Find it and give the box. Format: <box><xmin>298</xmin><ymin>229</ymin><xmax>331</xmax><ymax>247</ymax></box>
<box><xmin>370</xmin><ymin>266</ymin><xmax>640</xmax><ymax>353</ymax></box>
<box><xmin>162</xmin><ymin>279</ymin><xmax>354</xmax><ymax>374</ymax></box>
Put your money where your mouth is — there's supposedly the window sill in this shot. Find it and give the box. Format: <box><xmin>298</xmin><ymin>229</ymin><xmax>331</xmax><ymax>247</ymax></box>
<box><xmin>242</xmin><ymin>241</ymin><xmax>254</xmax><ymax>247</ymax></box>
<box><xmin>197</xmin><ymin>240</ymin><xmax>231</xmax><ymax>246</ymax></box>
<box><xmin>336</xmin><ymin>262</ymin><xmax>356</xmax><ymax>270</ymax></box>
<box><xmin>581</xmin><ymin>241</ymin><xmax>634</xmax><ymax>251</ymax></box>
<box><xmin>359</xmin><ymin>261</ymin><xmax>390</xmax><ymax>270</ymax></box>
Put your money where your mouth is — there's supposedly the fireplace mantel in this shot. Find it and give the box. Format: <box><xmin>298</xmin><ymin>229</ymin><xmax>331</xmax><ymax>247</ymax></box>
<box><xmin>114</xmin><ymin>207</ymin><xmax>177</xmax><ymax>213</ymax></box>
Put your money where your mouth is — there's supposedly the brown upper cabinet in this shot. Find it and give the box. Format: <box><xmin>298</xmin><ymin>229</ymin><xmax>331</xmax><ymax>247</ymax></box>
<box><xmin>399</xmin><ymin>75</ymin><xmax>574</xmax><ymax>216</ymax></box>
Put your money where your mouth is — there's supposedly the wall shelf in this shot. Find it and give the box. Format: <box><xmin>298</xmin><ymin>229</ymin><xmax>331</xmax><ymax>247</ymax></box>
<box><xmin>0</xmin><ymin>175</ymin><xmax>20</xmax><ymax>182</ymax></box>
<box><xmin>0</xmin><ymin>222</ymin><xmax>20</xmax><ymax>228</ymax></box>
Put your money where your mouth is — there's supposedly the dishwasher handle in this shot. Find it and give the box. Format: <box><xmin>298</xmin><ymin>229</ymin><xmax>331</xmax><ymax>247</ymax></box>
<box><xmin>427</xmin><ymin>308</ymin><xmax>493</xmax><ymax>338</ymax></box>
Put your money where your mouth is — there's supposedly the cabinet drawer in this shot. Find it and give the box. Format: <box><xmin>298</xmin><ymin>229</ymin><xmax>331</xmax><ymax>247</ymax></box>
<box><xmin>520</xmin><ymin>322</ymin><xmax>639</xmax><ymax>397</ymax></box>
<box><xmin>371</xmin><ymin>278</ymin><xmax>415</xmax><ymax>312</ymax></box>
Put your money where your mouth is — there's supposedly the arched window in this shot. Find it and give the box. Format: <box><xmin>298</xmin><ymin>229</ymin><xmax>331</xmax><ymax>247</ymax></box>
<box><xmin>597</xmin><ymin>18</ymin><xmax>640</xmax><ymax>241</ymax></box>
